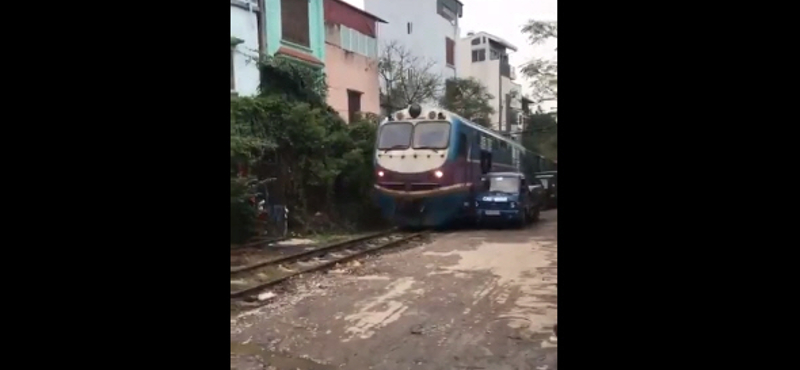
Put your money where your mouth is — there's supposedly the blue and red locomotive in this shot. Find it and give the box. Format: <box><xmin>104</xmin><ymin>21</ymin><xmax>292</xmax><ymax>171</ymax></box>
<box><xmin>372</xmin><ymin>104</ymin><xmax>554</xmax><ymax>228</ymax></box>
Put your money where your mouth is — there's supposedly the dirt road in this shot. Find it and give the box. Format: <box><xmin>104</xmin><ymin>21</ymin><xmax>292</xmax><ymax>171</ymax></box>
<box><xmin>231</xmin><ymin>210</ymin><xmax>558</xmax><ymax>370</ymax></box>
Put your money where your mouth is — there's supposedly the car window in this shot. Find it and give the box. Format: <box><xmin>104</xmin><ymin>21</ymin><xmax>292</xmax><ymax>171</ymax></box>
<box><xmin>539</xmin><ymin>178</ymin><xmax>549</xmax><ymax>188</ymax></box>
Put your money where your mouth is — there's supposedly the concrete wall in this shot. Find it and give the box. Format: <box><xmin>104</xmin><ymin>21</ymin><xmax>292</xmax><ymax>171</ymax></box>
<box><xmin>325</xmin><ymin>44</ymin><xmax>381</xmax><ymax>122</ymax></box>
<box><xmin>231</xmin><ymin>4</ymin><xmax>261</xmax><ymax>96</ymax></box>
<box><xmin>365</xmin><ymin>0</ymin><xmax>460</xmax><ymax>103</ymax></box>
<box><xmin>324</xmin><ymin>22</ymin><xmax>380</xmax><ymax>122</ymax></box>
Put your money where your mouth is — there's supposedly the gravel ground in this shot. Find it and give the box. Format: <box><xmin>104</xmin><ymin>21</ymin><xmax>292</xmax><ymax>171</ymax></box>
<box><xmin>231</xmin><ymin>210</ymin><xmax>558</xmax><ymax>370</ymax></box>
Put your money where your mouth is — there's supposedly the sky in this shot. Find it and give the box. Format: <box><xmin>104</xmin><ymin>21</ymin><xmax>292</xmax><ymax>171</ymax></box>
<box><xmin>341</xmin><ymin>0</ymin><xmax>557</xmax><ymax>97</ymax></box>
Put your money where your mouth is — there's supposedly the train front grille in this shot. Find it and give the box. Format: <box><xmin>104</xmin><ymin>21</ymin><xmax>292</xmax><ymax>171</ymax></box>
<box><xmin>379</xmin><ymin>182</ymin><xmax>440</xmax><ymax>192</ymax></box>
<box><xmin>477</xmin><ymin>201</ymin><xmax>511</xmax><ymax>210</ymax></box>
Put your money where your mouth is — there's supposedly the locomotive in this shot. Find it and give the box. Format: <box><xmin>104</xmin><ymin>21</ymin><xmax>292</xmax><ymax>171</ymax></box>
<box><xmin>372</xmin><ymin>104</ymin><xmax>554</xmax><ymax>228</ymax></box>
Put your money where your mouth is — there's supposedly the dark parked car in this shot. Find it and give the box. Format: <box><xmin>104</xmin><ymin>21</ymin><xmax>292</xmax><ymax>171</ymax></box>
<box><xmin>474</xmin><ymin>172</ymin><xmax>545</xmax><ymax>227</ymax></box>
<box><xmin>535</xmin><ymin>171</ymin><xmax>557</xmax><ymax>208</ymax></box>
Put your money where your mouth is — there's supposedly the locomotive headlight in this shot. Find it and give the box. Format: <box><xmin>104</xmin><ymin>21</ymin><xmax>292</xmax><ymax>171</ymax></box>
<box><xmin>434</xmin><ymin>170</ymin><xmax>443</xmax><ymax>178</ymax></box>
<box><xmin>378</xmin><ymin>171</ymin><xmax>384</xmax><ymax>177</ymax></box>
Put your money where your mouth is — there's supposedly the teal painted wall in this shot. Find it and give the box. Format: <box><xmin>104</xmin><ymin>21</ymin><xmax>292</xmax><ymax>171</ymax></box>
<box><xmin>265</xmin><ymin>0</ymin><xmax>325</xmax><ymax>69</ymax></box>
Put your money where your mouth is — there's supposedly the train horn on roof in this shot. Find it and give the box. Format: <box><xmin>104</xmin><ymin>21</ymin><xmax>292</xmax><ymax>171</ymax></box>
<box><xmin>409</xmin><ymin>104</ymin><xmax>422</xmax><ymax>119</ymax></box>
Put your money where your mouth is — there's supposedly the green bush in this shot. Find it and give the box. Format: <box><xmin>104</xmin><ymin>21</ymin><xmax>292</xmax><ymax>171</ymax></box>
<box><xmin>230</xmin><ymin>59</ymin><xmax>386</xmax><ymax>242</ymax></box>
<box><xmin>230</xmin><ymin>178</ymin><xmax>257</xmax><ymax>244</ymax></box>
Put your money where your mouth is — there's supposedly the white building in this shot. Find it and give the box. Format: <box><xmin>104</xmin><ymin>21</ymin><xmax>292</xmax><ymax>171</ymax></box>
<box><xmin>456</xmin><ymin>31</ymin><xmax>522</xmax><ymax>133</ymax></box>
<box><xmin>230</xmin><ymin>0</ymin><xmax>262</xmax><ymax>96</ymax></box>
<box><xmin>365</xmin><ymin>0</ymin><xmax>463</xmax><ymax>101</ymax></box>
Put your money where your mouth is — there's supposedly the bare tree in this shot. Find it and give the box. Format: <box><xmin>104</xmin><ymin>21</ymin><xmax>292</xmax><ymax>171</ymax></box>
<box><xmin>520</xmin><ymin>20</ymin><xmax>557</xmax><ymax>106</ymax></box>
<box><xmin>378</xmin><ymin>41</ymin><xmax>443</xmax><ymax>114</ymax></box>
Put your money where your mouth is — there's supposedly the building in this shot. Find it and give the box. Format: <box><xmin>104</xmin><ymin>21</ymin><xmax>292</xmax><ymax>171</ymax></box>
<box><xmin>456</xmin><ymin>31</ymin><xmax>522</xmax><ymax>133</ymax></box>
<box><xmin>365</xmin><ymin>0</ymin><xmax>463</xmax><ymax>101</ymax></box>
<box><xmin>540</xmin><ymin>77</ymin><xmax>558</xmax><ymax>114</ymax></box>
<box><xmin>265</xmin><ymin>0</ymin><xmax>326</xmax><ymax>68</ymax></box>
<box><xmin>231</xmin><ymin>0</ymin><xmax>327</xmax><ymax>96</ymax></box>
<box><xmin>323</xmin><ymin>0</ymin><xmax>386</xmax><ymax>123</ymax></box>
<box><xmin>230</xmin><ymin>0</ymin><xmax>263</xmax><ymax>96</ymax></box>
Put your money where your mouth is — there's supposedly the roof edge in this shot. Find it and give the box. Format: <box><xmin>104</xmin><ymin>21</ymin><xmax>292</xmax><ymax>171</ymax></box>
<box><xmin>330</xmin><ymin>0</ymin><xmax>388</xmax><ymax>23</ymax></box>
<box><xmin>462</xmin><ymin>31</ymin><xmax>518</xmax><ymax>52</ymax></box>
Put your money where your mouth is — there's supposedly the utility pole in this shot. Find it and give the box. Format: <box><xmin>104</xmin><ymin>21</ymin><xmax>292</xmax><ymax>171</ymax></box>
<box><xmin>257</xmin><ymin>0</ymin><xmax>267</xmax><ymax>56</ymax></box>
<box><xmin>453</xmin><ymin>15</ymin><xmax>459</xmax><ymax>79</ymax></box>
<box><xmin>498</xmin><ymin>54</ymin><xmax>503</xmax><ymax>133</ymax></box>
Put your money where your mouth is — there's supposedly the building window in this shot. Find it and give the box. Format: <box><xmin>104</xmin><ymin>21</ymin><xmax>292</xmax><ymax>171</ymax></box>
<box><xmin>281</xmin><ymin>0</ymin><xmax>310</xmax><ymax>47</ymax></box>
<box><xmin>437</xmin><ymin>0</ymin><xmax>461</xmax><ymax>23</ymax></box>
<box><xmin>471</xmin><ymin>49</ymin><xmax>485</xmax><ymax>62</ymax></box>
<box><xmin>407</xmin><ymin>22</ymin><xmax>412</xmax><ymax>34</ymax></box>
<box><xmin>490</xmin><ymin>49</ymin><xmax>504</xmax><ymax>60</ymax></box>
<box><xmin>482</xmin><ymin>37</ymin><xmax>486</xmax><ymax>43</ymax></box>
<box><xmin>471</xmin><ymin>37</ymin><xmax>480</xmax><ymax>46</ymax></box>
<box><xmin>446</xmin><ymin>37</ymin><xmax>454</xmax><ymax>66</ymax></box>
<box><xmin>347</xmin><ymin>89</ymin><xmax>363</xmax><ymax>123</ymax></box>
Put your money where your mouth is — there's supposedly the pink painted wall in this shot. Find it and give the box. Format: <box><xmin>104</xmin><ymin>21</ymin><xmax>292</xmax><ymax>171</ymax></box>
<box><xmin>324</xmin><ymin>26</ymin><xmax>380</xmax><ymax>123</ymax></box>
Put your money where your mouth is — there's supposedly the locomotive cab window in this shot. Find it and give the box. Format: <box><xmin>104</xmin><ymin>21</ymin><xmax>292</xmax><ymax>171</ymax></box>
<box><xmin>378</xmin><ymin>122</ymin><xmax>413</xmax><ymax>150</ymax></box>
<box><xmin>413</xmin><ymin>121</ymin><xmax>451</xmax><ymax>149</ymax></box>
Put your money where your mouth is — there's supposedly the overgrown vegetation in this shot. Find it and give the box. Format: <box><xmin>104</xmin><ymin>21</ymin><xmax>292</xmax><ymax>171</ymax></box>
<box><xmin>520</xmin><ymin>20</ymin><xmax>557</xmax><ymax>107</ymax></box>
<box><xmin>230</xmin><ymin>56</ymin><xmax>384</xmax><ymax>243</ymax></box>
<box><xmin>519</xmin><ymin>20</ymin><xmax>557</xmax><ymax>161</ymax></box>
<box><xmin>521</xmin><ymin>112</ymin><xmax>557</xmax><ymax>160</ymax></box>
<box><xmin>439</xmin><ymin>77</ymin><xmax>495</xmax><ymax>127</ymax></box>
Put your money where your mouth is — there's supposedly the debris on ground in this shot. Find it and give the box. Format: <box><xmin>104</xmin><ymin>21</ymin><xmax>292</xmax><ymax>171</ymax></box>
<box><xmin>258</xmin><ymin>291</ymin><xmax>277</xmax><ymax>301</ymax></box>
<box><xmin>275</xmin><ymin>238</ymin><xmax>316</xmax><ymax>246</ymax></box>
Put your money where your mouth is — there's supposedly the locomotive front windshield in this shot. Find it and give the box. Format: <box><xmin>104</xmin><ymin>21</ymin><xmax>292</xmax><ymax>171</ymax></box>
<box><xmin>377</xmin><ymin>122</ymin><xmax>413</xmax><ymax>150</ymax></box>
<box><xmin>377</xmin><ymin>121</ymin><xmax>451</xmax><ymax>150</ymax></box>
<box><xmin>413</xmin><ymin>122</ymin><xmax>450</xmax><ymax>149</ymax></box>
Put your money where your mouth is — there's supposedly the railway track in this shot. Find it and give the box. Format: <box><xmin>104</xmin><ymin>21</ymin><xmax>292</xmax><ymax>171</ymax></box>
<box><xmin>230</xmin><ymin>229</ymin><xmax>429</xmax><ymax>303</ymax></box>
<box><xmin>230</xmin><ymin>235</ymin><xmax>289</xmax><ymax>255</ymax></box>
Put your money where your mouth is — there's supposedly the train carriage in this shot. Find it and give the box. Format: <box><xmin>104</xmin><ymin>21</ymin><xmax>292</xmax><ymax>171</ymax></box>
<box><xmin>373</xmin><ymin>104</ymin><xmax>554</xmax><ymax>228</ymax></box>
